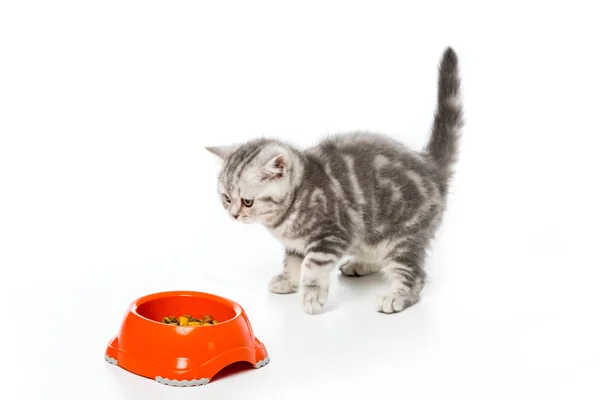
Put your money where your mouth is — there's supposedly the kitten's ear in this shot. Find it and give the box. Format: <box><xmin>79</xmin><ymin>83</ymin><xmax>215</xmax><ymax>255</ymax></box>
<box><xmin>205</xmin><ymin>144</ymin><xmax>239</xmax><ymax>160</ymax></box>
<box><xmin>259</xmin><ymin>154</ymin><xmax>286</xmax><ymax>181</ymax></box>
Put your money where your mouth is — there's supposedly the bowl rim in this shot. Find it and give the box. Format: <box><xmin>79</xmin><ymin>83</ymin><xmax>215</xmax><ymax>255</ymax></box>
<box><xmin>128</xmin><ymin>290</ymin><xmax>243</xmax><ymax>327</ymax></box>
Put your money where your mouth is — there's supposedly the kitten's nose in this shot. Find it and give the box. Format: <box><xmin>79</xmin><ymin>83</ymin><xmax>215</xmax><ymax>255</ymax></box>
<box><xmin>229</xmin><ymin>205</ymin><xmax>241</xmax><ymax>220</ymax></box>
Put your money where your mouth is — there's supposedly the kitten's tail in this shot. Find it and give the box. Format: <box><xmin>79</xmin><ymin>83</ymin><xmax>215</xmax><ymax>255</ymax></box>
<box><xmin>425</xmin><ymin>47</ymin><xmax>463</xmax><ymax>176</ymax></box>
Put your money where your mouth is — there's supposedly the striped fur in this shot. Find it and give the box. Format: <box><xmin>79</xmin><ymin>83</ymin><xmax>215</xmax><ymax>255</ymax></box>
<box><xmin>206</xmin><ymin>47</ymin><xmax>463</xmax><ymax>314</ymax></box>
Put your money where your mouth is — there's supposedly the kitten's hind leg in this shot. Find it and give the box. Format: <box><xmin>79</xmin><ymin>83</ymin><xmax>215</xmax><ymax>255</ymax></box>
<box><xmin>268</xmin><ymin>249</ymin><xmax>302</xmax><ymax>294</ymax></box>
<box><xmin>376</xmin><ymin>245</ymin><xmax>425</xmax><ymax>314</ymax></box>
<box><xmin>339</xmin><ymin>259</ymin><xmax>380</xmax><ymax>277</ymax></box>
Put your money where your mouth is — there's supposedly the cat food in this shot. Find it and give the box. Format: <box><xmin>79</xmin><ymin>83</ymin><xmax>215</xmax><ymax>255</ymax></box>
<box><xmin>161</xmin><ymin>314</ymin><xmax>219</xmax><ymax>326</ymax></box>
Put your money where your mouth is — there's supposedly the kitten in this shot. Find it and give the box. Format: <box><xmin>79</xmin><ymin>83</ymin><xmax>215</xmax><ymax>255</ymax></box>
<box><xmin>206</xmin><ymin>47</ymin><xmax>463</xmax><ymax>315</ymax></box>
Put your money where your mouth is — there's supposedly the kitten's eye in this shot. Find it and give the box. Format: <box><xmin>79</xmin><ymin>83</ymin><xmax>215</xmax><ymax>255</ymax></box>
<box><xmin>223</xmin><ymin>194</ymin><xmax>231</xmax><ymax>203</ymax></box>
<box><xmin>242</xmin><ymin>198</ymin><xmax>254</xmax><ymax>207</ymax></box>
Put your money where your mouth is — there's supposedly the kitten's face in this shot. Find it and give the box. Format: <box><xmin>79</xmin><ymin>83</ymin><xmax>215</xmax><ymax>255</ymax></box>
<box><xmin>207</xmin><ymin>142</ymin><xmax>291</xmax><ymax>225</ymax></box>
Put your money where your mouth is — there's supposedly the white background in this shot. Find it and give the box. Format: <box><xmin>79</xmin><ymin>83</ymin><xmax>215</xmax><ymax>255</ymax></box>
<box><xmin>1</xmin><ymin>1</ymin><xmax>599</xmax><ymax>399</ymax></box>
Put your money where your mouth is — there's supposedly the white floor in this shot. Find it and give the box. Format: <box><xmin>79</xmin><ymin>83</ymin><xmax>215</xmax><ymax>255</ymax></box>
<box><xmin>2</xmin><ymin>1</ymin><xmax>600</xmax><ymax>399</ymax></box>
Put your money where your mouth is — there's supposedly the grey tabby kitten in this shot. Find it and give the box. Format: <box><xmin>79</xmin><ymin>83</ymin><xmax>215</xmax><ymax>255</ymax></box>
<box><xmin>206</xmin><ymin>47</ymin><xmax>463</xmax><ymax>315</ymax></box>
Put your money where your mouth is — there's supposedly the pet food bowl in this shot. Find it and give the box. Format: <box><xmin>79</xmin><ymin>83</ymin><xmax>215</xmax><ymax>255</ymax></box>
<box><xmin>104</xmin><ymin>290</ymin><xmax>269</xmax><ymax>387</ymax></box>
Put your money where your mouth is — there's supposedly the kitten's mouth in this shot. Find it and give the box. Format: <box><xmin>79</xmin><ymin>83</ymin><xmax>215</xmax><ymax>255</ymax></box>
<box><xmin>238</xmin><ymin>217</ymin><xmax>252</xmax><ymax>223</ymax></box>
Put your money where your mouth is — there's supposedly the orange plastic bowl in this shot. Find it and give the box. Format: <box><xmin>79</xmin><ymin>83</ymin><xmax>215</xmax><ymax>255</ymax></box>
<box><xmin>104</xmin><ymin>291</ymin><xmax>269</xmax><ymax>387</ymax></box>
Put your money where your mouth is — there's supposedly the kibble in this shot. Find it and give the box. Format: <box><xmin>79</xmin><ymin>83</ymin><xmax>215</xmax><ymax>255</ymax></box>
<box><xmin>162</xmin><ymin>314</ymin><xmax>218</xmax><ymax>326</ymax></box>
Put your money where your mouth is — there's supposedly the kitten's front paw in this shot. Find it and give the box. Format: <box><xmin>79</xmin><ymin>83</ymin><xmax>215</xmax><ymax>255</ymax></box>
<box><xmin>376</xmin><ymin>293</ymin><xmax>412</xmax><ymax>314</ymax></box>
<box><xmin>268</xmin><ymin>274</ymin><xmax>298</xmax><ymax>294</ymax></box>
<box><xmin>301</xmin><ymin>284</ymin><xmax>328</xmax><ymax>314</ymax></box>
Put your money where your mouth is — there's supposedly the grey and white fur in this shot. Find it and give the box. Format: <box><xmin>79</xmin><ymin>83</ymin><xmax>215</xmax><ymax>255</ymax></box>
<box><xmin>206</xmin><ymin>47</ymin><xmax>463</xmax><ymax>314</ymax></box>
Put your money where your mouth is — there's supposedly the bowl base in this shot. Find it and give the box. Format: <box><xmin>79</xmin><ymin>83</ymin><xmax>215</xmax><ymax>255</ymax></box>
<box><xmin>105</xmin><ymin>355</ymin><xmax>270</xmax><ymax>387</ymax></box>
<box><xmin>155</xmin><ymin>376</ymin><xmax>210</xmax><ymax>387</ymax></box>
